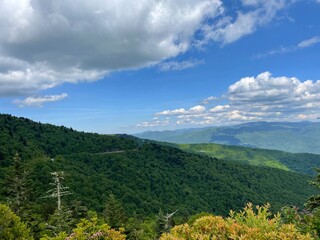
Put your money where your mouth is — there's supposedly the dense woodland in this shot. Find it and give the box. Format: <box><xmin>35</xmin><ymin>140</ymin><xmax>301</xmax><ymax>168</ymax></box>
<box><xmin>178</xmin><ymin>143</ymin><xmax>320</xmax><ymax>175</ymax></box>
<box><xmin>0</xmin><ymin>114</ymin><xmax>320</xmax><ymax>239</ymax></box>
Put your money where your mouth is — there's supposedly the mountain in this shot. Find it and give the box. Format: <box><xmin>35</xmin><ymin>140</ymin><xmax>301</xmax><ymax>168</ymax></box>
<box><xmin>0</xmin><ymin>114</ymin><xmax>317</xmax><ymax>219</ymax></box>
<box><xmin>177</xmin><ymin>143</ymin><xmax>320</xmax><ymax>176</ymax></box>
<box><xmin>135</xmin><ymin>121</ymin><xmax>320</xmax><ymax>154</ymax></box>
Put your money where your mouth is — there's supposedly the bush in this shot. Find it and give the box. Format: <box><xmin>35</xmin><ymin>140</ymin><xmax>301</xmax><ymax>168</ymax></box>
<box><xmin>41</xmin><ymin>217</ymin><xmax>126</xmax><ymax>240</ymax></box>
<box><xmin>161</xmin><ymin>203</ymin><xmax>313</xmax><ymax>240</ymax></box>
<box><xmin>0</xmin><ymin>204</ymin><xmax>33</xmax><ymax>240</ymax></box>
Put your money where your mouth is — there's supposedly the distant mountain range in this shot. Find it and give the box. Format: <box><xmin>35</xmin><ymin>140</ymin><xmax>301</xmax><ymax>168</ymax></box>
<box><xmin>135</xmin><ymin>121</ymin><xmax>320</xmax><ymax>154</ymax></box>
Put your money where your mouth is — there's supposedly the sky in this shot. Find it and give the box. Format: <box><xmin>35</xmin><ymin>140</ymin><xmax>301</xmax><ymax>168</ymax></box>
<box><xmin>0</xmin><ymin>0</ymin><xmax>320</xmax><ymax>134</ymax></box>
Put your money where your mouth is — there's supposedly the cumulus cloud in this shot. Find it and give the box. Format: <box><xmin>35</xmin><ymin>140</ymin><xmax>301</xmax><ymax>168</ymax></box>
<box><xmin>0</xmin><ymin>0</ymin><xmax>293</xmax><ymax>99</ymax></box>
<box><xmin>156</xmin><ymin>105</ymin><xmax>206</xmax><ymax>116</ymax></box>
<box><xmin>199</xmin><ymin>0</ymin><xmax>289</xmax><ymax>45</ymax></box>
<box><xmin>0</xmin><ymin>0</ymin><xmax>223</xmax><ymax>97</ymax></box>
<box><xmin>158</xmin><ymin>59</ymin><xmax>204</xmax><ymax>72</ymax></box>
<box><xmin>138</xmin><ymin>72</ymin><xmax>320</xmax><ymax>127</ymax></box>
<box><xmin>14</xmin><ymin>93</ymin><xmax>68</xmax><ymax>108</ymax></box>
<box><xmin>209</xmin><ymin>105</ymin><xmax>230</xmax><ymax>112</ymax></box>
<box><xmin>202</xmin><ymin>96</ymin><xmax>218</xmax><ymax>104</ymax></box>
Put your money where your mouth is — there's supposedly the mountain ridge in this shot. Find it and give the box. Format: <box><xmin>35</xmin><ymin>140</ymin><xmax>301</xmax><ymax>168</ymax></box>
<box><xmin>0</xmin><ymin>114</ymin><xmax>317</xmax><ymax>218</ymax></box>
<box><xmin>135</xmin><ymin>121</ymin><xmax>320</xmax><ymax>154</ymax></box>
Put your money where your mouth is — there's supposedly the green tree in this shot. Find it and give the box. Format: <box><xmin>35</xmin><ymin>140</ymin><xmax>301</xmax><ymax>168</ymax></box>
<box><xmin>281</xmin><ymin>168</ymin><xmax>320</xmax><ymax>238</ymax></box>
<box><xmin>6</xmin><ymin>152</ymin><xmax>31</xmax><ymax>218</ymax></box>
<box><xmin>155</xmin><ymin>209</ymin><xmax>178</xmax><ymax>238</ymax></box>
<box><xmin>0</xmin><ymin>204</ymin><xmax>33</xmax><ymax>240</ymax></box>
<box><xmin>305</xmin><ymin>168</ymin><xmax>320</xmax><ymax>211</ymax></box>
<box><xmin>103</xmin><ymin>194</ymin><xmax>127</xmax><ymax>230</ymax></box>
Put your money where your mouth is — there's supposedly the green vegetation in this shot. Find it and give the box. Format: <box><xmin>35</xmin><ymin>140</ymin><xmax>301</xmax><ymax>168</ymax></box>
<box><xmin>0</xmin><ymin>114</ymin><xmax>320</xmax><ymax>239</ymax></box>
<box><xmin>135</xmin><ymin>121</ymin><xmax>320</xmax><ymax>154</ymax></box>
<box><xmin>160</xmin><ymin>203</ymin><xmax>314</xmax><ymax>240</ymax></box>
<box><xmin>0</xmin><ymin>204</ymin><xmax>33</xmax><ymax>240</ymax></box>
<box><xmin>41</xmin><ymin>217</ymin><xmax>126</xmax><ymax>240</ymax></box>
<box><xmin>178</xmin><ymin>143</ymin><xmax>320</xmax><ymax>175</ymax></box>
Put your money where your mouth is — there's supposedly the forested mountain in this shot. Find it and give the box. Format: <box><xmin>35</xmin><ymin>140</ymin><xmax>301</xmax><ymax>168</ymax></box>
<box><xmin>177</xmin><ymin>143</ymin><xmax>320</xmax><ymax>175</ymax></box>
<box><xmin>0</xmin><ymin>114</ymin><xmax>318</xmax><ymax>238</ymax></box>
<box><xmin>135</xmin><ymin>121</ymin><xmax>320</xmax><ymax>154</ymax></box>
<box><xmin>0</xmin><ymin>114</ymin><xmax>316</xmax><ymax>215</ymax></box>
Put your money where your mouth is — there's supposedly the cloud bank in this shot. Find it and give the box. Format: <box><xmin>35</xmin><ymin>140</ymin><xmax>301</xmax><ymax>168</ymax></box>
<box><xmin>138</xmin><ymin>72</ymin><xmax>320</xmax><ymax>127</ymax></box>
<box><xmin>0</xmin><ymin>0</ymin><xmax>223</xmax><ymax>98</ymax></box>
<box><xmin>0</xmin><ymin>0</ymin><xmax>292</xmax><ymax>102</ymax></box>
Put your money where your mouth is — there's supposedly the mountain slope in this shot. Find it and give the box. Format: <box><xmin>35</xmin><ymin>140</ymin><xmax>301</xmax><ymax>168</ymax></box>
<box><xmin>177</xmin><ymin>143</ymin><xmax>320</xmax><ymax>175</ymax></box>
<box><xmin>135</xmin><ymin>121</ymin><xmax>320</xmax><ymax>154</ymax></box>
<box><xmin>0</xmin><ymin>114</ymin><xmax>317</xmax><ymax>218</ymax></box>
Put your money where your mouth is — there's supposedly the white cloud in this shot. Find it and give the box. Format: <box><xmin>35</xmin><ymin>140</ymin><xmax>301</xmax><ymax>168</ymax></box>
<box><xmin>257</xmin><ymin>36</ymin><xmax>320</xmax><ymax>58</ymax></box>
<box><xmin>137</xmin><ymin>119</ymin><xmax>170</xmax><ymax>128</ymax></box>
<box><xmin>14</xmin><ymin>93</ymin><xmax>68</xmax><ymax>108</ymax></box>
<box><xmin>0</xmin><ymin>62</ymin><xmax>106</xmax><ymax>96</ymax></box>
<box><xmin>138</xmin><ymin>72</ymin><xmax>320</xmax><ymax>127</ymax></box>
<box><xmin>155</xmin><ymin>105</ymin><xmax>206</xmax><ymax>117</ymax></box>
<box><xmin>155</xmin><ymin>108</ymin><xmax>187</xmax><ymax>116</ymax></box>
<box><xmin>200</xmin><ymin>0</ymin><xmax>289</xmax><ymax>45</ymax></box>
<box><xmin>297</xmin><ymin>36</ymin><xmax>320</xmax><ymax>48</ymax></box>
<box><xmin>0</xmin><ymin>0</ymin><xmax>294</xmax><ymax>98</ymax></box>
<box><xmin>158</xmin><ymin>59</ymin><xmax>204</xmax><ymax>71</ymax></box>
<box><xmin>202</xmin><ymin>96</ymin><xmax>218</xmax><ymax>104</ymax></box>
<box><xmin>209</xmin><ymin>105</ymin><xmax>230</xmax><ymax>112</ymax></box>
<box><xmin>227</xmin><ymin>72</ymin><xmax>320</xmax><ymax>106</ymax></box>
<box><xmin>0</xmin><ymin>0</ymin><xmax>223</xmax><ymax>97</ymax></box>
<box><xmin>189</xmin><ymin>105</ymin><xmax>206</xmax><ymax>113</ymax></box>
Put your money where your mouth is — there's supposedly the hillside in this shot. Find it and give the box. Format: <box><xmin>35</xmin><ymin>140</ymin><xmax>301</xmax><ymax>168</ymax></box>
<box><xmin>178</xmin><ymin>143</ymin><xmax>320</xmax><ymax>175</ymax></box>
<box><xmin>0</xmin><ymin>114</ymin><xmax>317</xmax><ymax>219</ymax></box>
<box><xmin>135</xmin><ymin>121</ymin><xmax>320</xmax><ymax>154</ymax></box>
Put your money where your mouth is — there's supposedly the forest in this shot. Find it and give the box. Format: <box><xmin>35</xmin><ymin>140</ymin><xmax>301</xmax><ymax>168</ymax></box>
<box><xmin>0</xmin><ymin>114</ymin><xmax>319</xmax><ymax>239</ymax></box>
<box><xmin>177</xmin><ymin>143</ymin><xmax>320</xmax><ymax>175</ymax></box>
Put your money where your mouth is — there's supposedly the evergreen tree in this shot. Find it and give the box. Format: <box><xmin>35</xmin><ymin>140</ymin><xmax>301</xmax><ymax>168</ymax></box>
<box><xmin>155</xmin><ymin>209</ymin><xmax>178</xmax><ymax>238</ymax></box>
<box><xmin>6</xmin><ymin>153</ymin><xmax>31</xmax><ymax>218</ymax></box>
<box><xmin>103</xmin><ymin>193</ymin><xmax>127</xmax><ymax>230</ymax></box>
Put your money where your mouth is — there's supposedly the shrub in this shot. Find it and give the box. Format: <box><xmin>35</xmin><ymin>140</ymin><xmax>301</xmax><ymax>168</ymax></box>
<box><xmin>161</xmin><ymin>203</ymin><xmax>313</xmax><ymax>240</ymax></box>
<box><xmin>0</xmin><ymin>204</ymin><xmax>33</xmax><ymax>240</ymax></box>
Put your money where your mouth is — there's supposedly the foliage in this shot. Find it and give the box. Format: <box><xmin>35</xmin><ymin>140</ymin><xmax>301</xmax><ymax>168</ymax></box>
<box><xmin>5</xmin><ymin>152</ymin><xmax>32</xmax><ymax>217</ymax></box>
<box><xmin>41</xmin><ymin>217</ymin><xmax>126</xmax><ymax>240</ymax></box>
<box><xmin>281</xmin><ymin>206</ymin><xmax>320</xmax><ymax>238</ymax></box>
<box><xmin>154</xmin><ymin>209</ymin><xmax>178</xmax><ymax>238</ymax></box>
<box><xmin>0</xmin><ymin>114</ymin><xmax>317</xmax><ymax>219</ymax></box>
<box><xmin>103</xmin><ymin>194</ymin><xmax>127</xmax><ymax>230</ymax></box>
<box><xmin>161</xmin><ymin>203</ymin><xmax>313</xmax><ymax>240</ymax></box>
<box><xmin>305</xmin><ymin>168</ymin><xmax>320</xmax><ymax>210</ymax></box>
<box><xmin>0</xmin><ymin>114</ymin><xmax>319</xmax><ymax>238</ymax></box>
<box><xmin>0</xmin><ymin>203</ymin><xmax>33</xmax><ymax>240</ymax></box>
<box><xmin>178</xmin><ymin>143</ymin><xmax>320</xmax><ymax>175</ymax></box>
<box><xmin>281</xmin><ymin>169</ymin><xmax>320</xmax><ymax>238</ymax></box>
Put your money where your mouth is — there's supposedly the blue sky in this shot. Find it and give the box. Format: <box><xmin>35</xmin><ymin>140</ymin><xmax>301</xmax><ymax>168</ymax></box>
<box><xmin>0</xmin><ymin>0</ymin><xmax>320</xmax><ymax>134</ymax></box>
